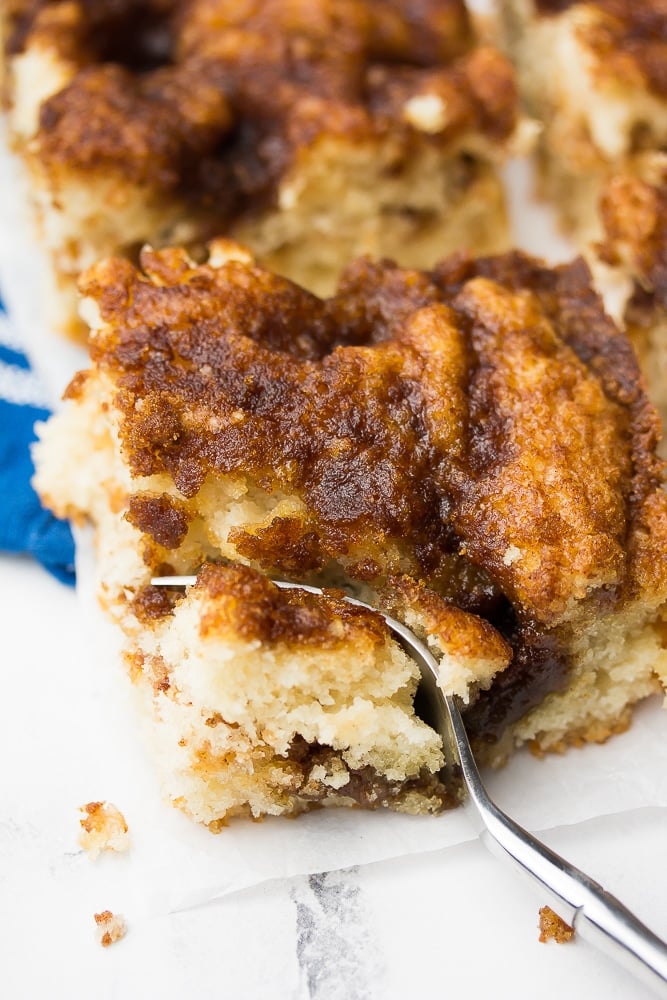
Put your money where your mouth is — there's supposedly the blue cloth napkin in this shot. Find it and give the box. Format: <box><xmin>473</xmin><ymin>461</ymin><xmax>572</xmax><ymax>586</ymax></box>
<box><xmin>0</xmin><ymin>297</ymin><xmax>75</xmax><ymax>584</ymax></box>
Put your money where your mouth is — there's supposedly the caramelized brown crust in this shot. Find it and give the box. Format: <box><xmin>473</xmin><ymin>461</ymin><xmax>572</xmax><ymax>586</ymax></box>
<box><xmin>194</xmin><ymin>562</ymin><xmax>390</xmax><ymax>648</ymax></box>
<box><xmin>37</xmin><ymin>63</ymin><xmax>233</xmax><ymax>190</ymax></box>
<box><xmin>384</xmin><ymin>573</ymin><xmax>511</xmax><ymax>663</ymax></box>
<box><xmin>126</xmin><ymin>493</ymin><xmax>192</xmax><ymax>549</ymax></box>
<box><xmin>533</xmin><ymin>0</ymin><xmax>667</xmax><ymax>99</ymax></box>
<box><xmin>10</xmin><ymin>1</ymin><xmax>518</xmax><ymax>221</ymax></box>
<box><xmin>76</xmin><ymin>246</ymin><xmax>667</xmax><ymax>631</ymax></box>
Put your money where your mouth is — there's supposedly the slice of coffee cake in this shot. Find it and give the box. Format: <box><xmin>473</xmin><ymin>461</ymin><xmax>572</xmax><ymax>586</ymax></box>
<box><xmin>1</xmin><ymin>0</ymin><xmax>525</xmax><ymax>337</ymax></box>
<box><xmin>33</xmin><ymin>242</ymin><xmax>667</xmax><ymax>826</ymax></box>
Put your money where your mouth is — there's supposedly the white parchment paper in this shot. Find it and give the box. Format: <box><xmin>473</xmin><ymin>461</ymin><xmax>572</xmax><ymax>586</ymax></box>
<box><xmin>1</xmin><ymin>127</ymin><xmax>665</xmax><ymax>918</ymax></box>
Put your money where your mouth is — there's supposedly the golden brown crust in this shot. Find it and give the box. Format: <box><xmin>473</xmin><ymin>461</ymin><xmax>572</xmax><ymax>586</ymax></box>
<box><xmin>195</xmin><ymin>562</ymin><xmax>389</xmax><ymax>648</ymax></box>
<box><xmin>176</xmin><ymin>0</ymin><xmax>473</xmax><ymax>67</ymax></box>
<box><xmin>37</xmin><ymin>62</ymin><xmax>233</xmax><ymax>190</ymax></box>
<box><xmin>77</xmin><ymin>244</ymin><xmax>667</xmax><ymax>631</ymax></box>
<box><xmin>433</xmin><ymin>252</ymin><xmax>665</xmax><ymax>514</ymax></box>
<box><xmin>383</xmin><ymin>573</ymin><xmax>511</xmax><ymax>664</ymax></box>
<box><xmin>11</xmin><ymin>1</ymin><xmax>518</xmax><ymax>220</ymax></box>
<box><xmin>157</xmin><ymin>563</ymin><xmax>511</xmax><ymax>664</ymax></box>
<box><xmin>533</xmin><ymin>0</ymin><xmax>667</xmax><ymax>99</ymax></box>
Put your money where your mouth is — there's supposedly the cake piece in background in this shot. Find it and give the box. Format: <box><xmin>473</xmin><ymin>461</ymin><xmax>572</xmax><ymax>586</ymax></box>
<box><xmin>500</xmin><ymin>0</ymin><xmax>667</xmax><ymax>247</ymax></box>
<box><xmin>33</xmin><ymin>241</ymin><xmax>667</xmax><ymax>827</ymax></box>
<box><xmin>598</xmin><ymin>167</ymin><xmax>667</xmax><ymax>435</ymax></box>
<box><xmin>0</xmin><ymin>0</ymin><xmax>526</xmax><ymax>337</ymax></box>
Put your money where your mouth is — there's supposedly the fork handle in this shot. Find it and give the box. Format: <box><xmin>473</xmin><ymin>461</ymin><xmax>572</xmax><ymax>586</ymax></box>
<box><xmin>446</xmin><ymin>692</ymin><xmax>667</xmax><ymax>996</ymax></box>
<box><xmin>576</xmin><ymin>888</ymin><xmax>667</xmax><ymax>997</ymax></box>
<box><xmin>479</xmin><ymin>811</ymin><xmax>667</xmax><ymax>997</ymax></box>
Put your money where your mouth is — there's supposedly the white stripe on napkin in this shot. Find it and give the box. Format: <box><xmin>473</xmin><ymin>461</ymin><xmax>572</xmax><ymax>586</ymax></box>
<box><xmin>0</xmin><ymin>358</ymin><xmax>50</xmax><ymax>409</ymax></box>
<box><xmin>0</xmin><ymin>311</ymin><xmax>27</xmax><ymax>354</ymax></box>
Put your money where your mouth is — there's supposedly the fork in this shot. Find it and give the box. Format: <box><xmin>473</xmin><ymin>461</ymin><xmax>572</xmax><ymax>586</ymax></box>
<box><xmin>153</xmin><ymin>575</ymin><xmax>667</xmax><ymax>996</ymax></box>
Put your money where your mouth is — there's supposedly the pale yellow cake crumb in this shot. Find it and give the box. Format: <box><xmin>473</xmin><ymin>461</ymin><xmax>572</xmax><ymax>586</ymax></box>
<box><xmin>94</xmin><ymin>910</ymin><xmax>127</xmax><ymax>948</ymax></box>
<box><xmin>79</xmin><ymin>801</ymin><xmax>129</xmax><ymax>860</ymax></box>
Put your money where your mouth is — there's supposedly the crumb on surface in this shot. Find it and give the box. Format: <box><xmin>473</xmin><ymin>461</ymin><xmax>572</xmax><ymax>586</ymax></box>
<box><xmin>94</xmin><ymin>910</ymin><xmax>127</xmax><ymax>948</ymax></box>
<box><xmin>539</xmin><ymin>905</ymin><xmax>575</xmax><ymax>944</ymax></box>
<box><xmin>79</xmin><ymin>801</ymin><xmax>129</xmax><ymax>860</ymax></box>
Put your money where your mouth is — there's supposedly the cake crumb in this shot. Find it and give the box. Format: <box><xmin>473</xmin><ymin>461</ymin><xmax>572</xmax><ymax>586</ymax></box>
<box><xmin>79</xmin><ymin>801</ymin><xmax>129</xmax><ymax>860</ymax></box>
<box><xmin>539</xmin><ymin>905</ymin><xmax>575</xmax><ymax>943</ymax></box>
<box><xmin>94</xmin><ymin>910</ymin><xmax>127</xmax><ymax>948</ymax></box>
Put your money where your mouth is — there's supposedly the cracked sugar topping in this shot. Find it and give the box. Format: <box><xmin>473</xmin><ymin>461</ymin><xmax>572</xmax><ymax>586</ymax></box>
<box><xmin>72</xmin><ymin>244</ymin><xmax>667</xmax><ymax>628</ymax></box>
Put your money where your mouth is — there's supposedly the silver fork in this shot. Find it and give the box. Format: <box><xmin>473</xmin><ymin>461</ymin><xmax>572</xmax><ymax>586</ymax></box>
<box><xmin>153</xmin><ymin>575</ymin><xmax>667</xmax><ymax>996</ymax></box>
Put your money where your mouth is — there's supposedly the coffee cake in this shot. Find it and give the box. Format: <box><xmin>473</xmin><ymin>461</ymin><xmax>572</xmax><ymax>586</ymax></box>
<box><xmin>33</xmin><ymin>243</ymin><xmax>667</xmax><ymax>825</ymax></box>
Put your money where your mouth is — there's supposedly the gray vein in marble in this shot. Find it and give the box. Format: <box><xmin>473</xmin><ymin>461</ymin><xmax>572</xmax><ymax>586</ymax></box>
<box><xmin>292</xmin><ymin>867</ymin><xmax>384</xmax><ymax>1000</ymax></box>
